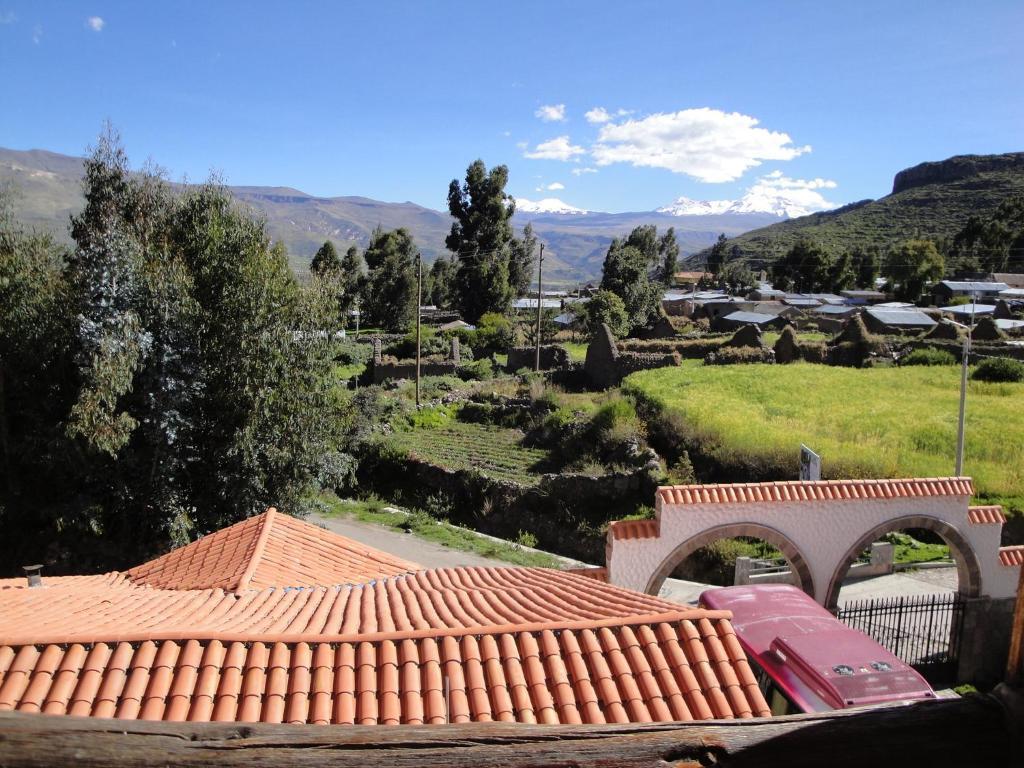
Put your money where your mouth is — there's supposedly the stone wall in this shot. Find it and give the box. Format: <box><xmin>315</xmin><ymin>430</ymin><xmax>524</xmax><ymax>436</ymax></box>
<box><xmin>359</xmin><ymin>447</ymin><xmax>661</xmax><ymax>564</ymax></box>
<box><xmin>506</xmin><ymin>344</ymin><xmax>571</xmax><ymax>372</ymax></box>
<box><xmin>583</xmin><ymin>324</ymin><xmax>680</xmax><ymax>389</ymax></box>
<box><xmin>958</xmin><ymin>596</ymin><xmax>1016</xmax><ymax>686</ymax></box>
<box><xmin>369</xmin><ymin>336</ymin><xmax>461</xmax><ymax>383</ymax></box>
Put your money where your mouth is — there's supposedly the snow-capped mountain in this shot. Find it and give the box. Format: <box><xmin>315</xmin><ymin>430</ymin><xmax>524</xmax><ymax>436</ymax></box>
<box><xmin>658</xmin><ymin>190</ymin><xmax>837</xmax><ymax>219</ymax></box>
<box><xmin>514</xmin><ymin>197</ymin><xmax>589</xmax><ymax>215</ymax></box>
<box><xmin>655</xmin><ymin>197</ymin><xmax>736</xmax><ymax>216</ymax></box>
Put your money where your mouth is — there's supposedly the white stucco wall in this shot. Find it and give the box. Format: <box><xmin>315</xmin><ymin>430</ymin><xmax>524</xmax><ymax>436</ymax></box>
<box><xmin>607</xmin><ymin>492</ymin><xmax>1018</xmax><ymax>604</ymax></box>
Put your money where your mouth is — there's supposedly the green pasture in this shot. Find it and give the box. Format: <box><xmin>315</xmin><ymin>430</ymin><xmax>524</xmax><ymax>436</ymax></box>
<box><xmin>624</xmin><ymin>363</ymin><xmax>1024</xmax><ymax>515</ymax></box>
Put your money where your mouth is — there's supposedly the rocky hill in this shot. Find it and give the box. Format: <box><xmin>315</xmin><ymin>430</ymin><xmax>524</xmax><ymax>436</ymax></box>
<box><xmin>690</xmin><ymin>152</ymin><xmax>1024</xmax><ymax>265</ymax></box>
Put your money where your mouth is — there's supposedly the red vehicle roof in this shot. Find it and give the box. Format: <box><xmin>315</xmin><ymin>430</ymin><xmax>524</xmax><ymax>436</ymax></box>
<box><xmin>699</xmin><ymin>585</ymin><xmax>936</xmax><ymax>712</ymax></box>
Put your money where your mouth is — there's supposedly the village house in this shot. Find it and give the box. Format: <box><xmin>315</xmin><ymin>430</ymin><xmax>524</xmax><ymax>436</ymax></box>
<box><xmin>0</xmin><ymin>509</ymin><xmax>770</xmax><ymax>725</ymax></box>
<box><xmin>933</xmin><ymin>280</ymin><xmax>1010</xmax><ymax>304</ymax></box>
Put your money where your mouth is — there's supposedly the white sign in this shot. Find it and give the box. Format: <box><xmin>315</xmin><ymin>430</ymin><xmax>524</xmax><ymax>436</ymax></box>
<box><xmin>799</xmin><ymin>444</ymin><xmax>821</xmax><ymax>481</ymax></box>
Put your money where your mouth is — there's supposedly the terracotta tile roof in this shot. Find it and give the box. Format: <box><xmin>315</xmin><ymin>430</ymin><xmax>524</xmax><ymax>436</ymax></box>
<box><xmin>609</xmin><ymin>519</ymin><xmax>660</xmax><ymax>540</ymax></box>
<box><xmin>0</xmin><ymin>614</ymin><xmax>767</xmax><ymax>724</ymax></box>
<box><xmin>0</xmin><ymin>562</ymin><xmax>770</xmax><ymax>724</ymax></box>
<box><xmin>999</xmin><ymin>546</ymin><xmax>1024</xmax><ymax>567</ymax></box>
<box><xmin>0</xmin><ymin>567</ymin><xmax>684</xmax><ymax>646</ymax></box>
<box><xmin>0</xmin><ymin>573</ymin><xmax>130</xmax><ymax>591</ymax></box>
<box><xmin>564</xmin><ymin>567</ymin><xmax>608</xmax><ymax>582</ymax></box>
<box><xmin>657</xmin><ymin>477</ymin><xmax>975</xmax><ymax>505</ymax></box>
<box><xmin>968</xmin><ymin>505</ymin><xmax>1006</xmax><ymax>525</ymax></box>
<box><xmin>126</xmin><ymin>509</ymin><xmax>419</xmax><ymax>592</ymax></box>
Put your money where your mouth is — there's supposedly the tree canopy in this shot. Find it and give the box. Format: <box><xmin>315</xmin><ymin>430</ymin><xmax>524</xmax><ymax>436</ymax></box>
<box><xmin>0</xmin><ymin>128</ymin><xmax>346</xmax><ymax>572</ymax></box>
<box><xmin>446</xmin><ymin>160</ymin><xmax>539</xmax><ymax>323</ymax></box>
<box><xmin>362</xmin><ymin>227</ymin><xmax>419</xmax><ymax>332</ymax></box>
<box><xmin>885</xmin><ymin>239</ymin><xmax>945</xmax><ymax>302</ymax></box>
<box><xmin>600</xmin><ymin>234</ymin><xmax>662</xmax><ymax>333</ymax></box>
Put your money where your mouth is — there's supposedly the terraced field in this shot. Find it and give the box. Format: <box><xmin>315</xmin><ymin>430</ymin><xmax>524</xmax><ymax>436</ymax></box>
<box><xmin>391</xmin><ymin>422</ymin><xmax>551</xmax><ymax>486</ymax></box>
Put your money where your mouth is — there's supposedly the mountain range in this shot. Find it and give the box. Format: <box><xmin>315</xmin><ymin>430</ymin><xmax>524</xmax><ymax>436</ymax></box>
<box><xmin>690</xmin><ymin>152</ymin><xmax>1024</xmax><ymax>266</ymax></box>
<box><xmin>0</xmin><ymin>147</ymin><xmax>785</xmax><ymax>283</ymax></box>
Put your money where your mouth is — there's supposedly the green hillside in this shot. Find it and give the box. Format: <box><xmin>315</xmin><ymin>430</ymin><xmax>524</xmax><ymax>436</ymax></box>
<box><xmin>0</xmin><ymin>147</ymin><xmax>772</xmax><ymax>283</ymax></box>
<box><xmin>690</xmin><ymin>152</ymin><xmax>1024</xmax><ymax>264</ymax></box>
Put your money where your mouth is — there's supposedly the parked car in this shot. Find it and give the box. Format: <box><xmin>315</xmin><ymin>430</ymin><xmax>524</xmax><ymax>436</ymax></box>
<box><xmin>699</xmin><ymin>584</ymin><xmax>937</xmax><ymax>714</ymax></box>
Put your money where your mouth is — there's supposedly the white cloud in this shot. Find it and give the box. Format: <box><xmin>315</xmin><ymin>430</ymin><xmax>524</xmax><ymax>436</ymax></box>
<box><xmin>585</xmin><ymin>107</ymin><xmax>632</xmax><ymax>123</ymax></box>
<box><xmin>741</xmin><ymin>171</ymin><xmax>840</xmax><ymax>214</ymax></box>
<box><xmin>0</xmin><ymin>11</ymin><xmax>16</xmax><ymax>24</ymax></box>
<box><xmin>32</xmin><ymin>23</ymin><xmax>41</xmax><ymax>43</ymax></box>
<box><xmin>591</xmin><ymin>107</ymin><xmax>811</xmax><ymax>182</ymax></box>
<box><xmin>534</xmin><ymin>104</ymin><xmax>566</xmax><ymax>122</ymax></box>
<box><xmin>523</xmin><ymin>136</ymin><xmax>586</xmax><ymax>161</ymax></box>
<box><xmin>87</xmin><ymin>16</ymin><xmax>104</xmax><ymax>31</ymax></box>
<box><xmin>571</xmin><ymin>167</ymin><xmax>598</xmax><ymax>176</ymax></box>
<box><xmin>546</xmin><ymin>182</ymin><xmax>565</xmax><ymax>190</ymax></box>
<box><xmin>761</xmin><ymin>169</ymin><xmax>836</xmax><ymax>189</ymax></box>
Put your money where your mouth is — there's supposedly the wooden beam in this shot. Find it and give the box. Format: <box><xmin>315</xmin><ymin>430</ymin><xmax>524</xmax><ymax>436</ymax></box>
<box><xmin>1007</xmin><ymin>564</ymin><xmax>1024</xmax><ymax>686</ymax></box>
<box><xmin>0</xmin><ymin>690</ymin><xmax>1019</xmax><ymax>768</ymax></box>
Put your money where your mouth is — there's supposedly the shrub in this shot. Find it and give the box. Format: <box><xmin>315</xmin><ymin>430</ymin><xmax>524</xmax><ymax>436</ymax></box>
<box><xmin>458</xmin><ymin>358</ymin><xmax>497</xmax><ymax>381</ymax></box>
<box><xmin>473</xmin><ymin>312</ymin><xmax>515</xmax><ymax>353</ymax></box>
<box><xmin>901</xmin><ymin>348</ymin><xmax>957</xmax><ymax>366</ymax></box>
<box><xmin>972</xmin><ymin>357</ymin><xmax>1024</xmax><ymax>383</ymax></box>
<box><xmin>515</xmin><ymin>530</ymin><xmax>538</xmax><ymax>549</ymax></box>
<box><xmin>799</xmin><ymin>341</ymin><xmax>827</xmax><ymax>363</ymax></box>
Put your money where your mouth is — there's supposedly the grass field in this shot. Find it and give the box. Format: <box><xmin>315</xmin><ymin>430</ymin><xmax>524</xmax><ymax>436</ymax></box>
<box><xmin>624</xmin><ymin>363</ymin><xmax>1024</xmax><ymax>514</ymax></box>
<box><xmin>391</xmin><ymin>421</ymin><xmax>550</xmax><ymax>485</ymax></box>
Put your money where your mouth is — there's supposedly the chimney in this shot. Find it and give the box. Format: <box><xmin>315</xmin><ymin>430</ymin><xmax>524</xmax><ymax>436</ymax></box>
<box><xmin>23</xmin><ymin>564</ymin><xmax>43</xmax><ymax>588</ymax></box>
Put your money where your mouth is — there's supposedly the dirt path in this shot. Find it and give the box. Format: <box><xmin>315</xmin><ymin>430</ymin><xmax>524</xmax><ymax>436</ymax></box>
<box><xmin>309</xmin><ymin>513</ymin><xmax>576</xmax><ymax>570</ymax></box>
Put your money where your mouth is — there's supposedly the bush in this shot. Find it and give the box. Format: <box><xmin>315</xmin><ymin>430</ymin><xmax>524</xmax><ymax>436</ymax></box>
<box><xmin>473</xmin><ymin>312</ymin><xmax>515</xmax><ymax>353</ymax></box>
<box><xmin>901</xmin><ymin>348</ymin><xmax>957</xmax><ymax>366</ymax></box>
<box><xmin>458</xmin><ymin>358</ymin><xmax>497</xmax><ymax>381</ymax></box>
<box><xmin>972</xmin><ymin>357</ymin><xmax>1024</xmax><ymax>383</ymax></box>
<box><xmin>799</xmin><ymin>341</ymin><xmax>827</xmax><ymax>364</ymax></box>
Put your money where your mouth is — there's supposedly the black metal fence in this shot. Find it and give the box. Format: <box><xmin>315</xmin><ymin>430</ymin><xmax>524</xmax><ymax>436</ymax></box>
<box><xmin>836</xmin><ymin>593</ymin><xmax>965</xmax><ymax>684</ymax></box>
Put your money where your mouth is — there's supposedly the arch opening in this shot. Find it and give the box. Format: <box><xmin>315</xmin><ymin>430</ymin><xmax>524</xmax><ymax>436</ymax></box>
<box><xmin>643</xmin><ymin>523</ymin><xmax>815</xmax><ymax>599</ymax></box>
<box><xmin>825</xmin><ymin>515</ymin><xmax>982</xmax><ymax>610</ymax></box>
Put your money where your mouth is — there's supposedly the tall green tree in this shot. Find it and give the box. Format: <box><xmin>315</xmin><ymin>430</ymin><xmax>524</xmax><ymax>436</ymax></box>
<box><xmin>706</xmin><ymin>233</ymin><xmax>729</xmax><ymax>275</ymax></box>
<box><xmin>426</xmin><ymin>256</ymin><xmax>457</xmax><ymax>308</ymax></box>
<box><xmin>508</xmin><ymin>222</ymin><xmax>538</xmax><ymax>297</ymax></box>
<box><xmin>770</xmin><ymin>239</ymin><xmax>835</xmax><ymax>292</ymax></box>
<box><xmin>950</xmin><ymin>195</ymin><xmax>1024</xmax><ymax>274</ymax></box>
<box><xmin>362</xmin><ymin>227</ymin><xmax>418</xmax><ymax>332</ymax></box>
<box><xmin>310</xmin><ymin>240</ymin><xmax>342</xmax><ymax>276</ymax></box>
<box><xmin>852</xmin><ymin>246</ymin><xmax>880</xmax><ymax>288</ymax></box>
<box><xmin>583</xmin><ymin>289</ymin><xmax>629</xmax><ymax>338</ymax></box>
<box><xmin>0</xmin><ymin>193</ymin><xmax>78</xmax><ymax>567</ymax></box>
<box><xmin>1</xmin><ymin>129</ymin><xmax>347</xmax><ymax>572</ymax></box>
<box><xmin>885</xmin><ymin>239</ymin><xmax>945</xmax><ymax>302</ymax></box>
<box><xmin>600</xmin><ymin>236</ymin><xmax>662</xmax><ymax>332</ymax></box>
<box><xmin>446</xmin><ymin>160</ymin><xmax>516</xmax><ymax>322</ymax></box>
<box><xmin>658</xmin><ymin>227</ymin><xmax>679</xmax><ymax>285</ymax></box>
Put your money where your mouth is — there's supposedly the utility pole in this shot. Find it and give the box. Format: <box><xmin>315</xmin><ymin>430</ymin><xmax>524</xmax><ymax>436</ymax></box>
<box><xmin>415</xmin><ymin>252</ymin><xmax>422</xmax><ymax>407</ymax></box>
<box><xmin>534</xmin><ymin>242</ymin><xmax>544</xmax><ymax>373</ymax></box>
<box><xmin>955</xmin><ymin>298</ymin><xmax>977</xmax><ymax>475</ymax></box>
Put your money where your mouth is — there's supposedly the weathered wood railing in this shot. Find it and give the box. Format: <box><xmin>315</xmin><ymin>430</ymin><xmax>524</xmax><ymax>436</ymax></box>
<box><xmin>0</xmin><ymin>687</ymin><xmax>1021</xmax><ymax>768</ymax></box>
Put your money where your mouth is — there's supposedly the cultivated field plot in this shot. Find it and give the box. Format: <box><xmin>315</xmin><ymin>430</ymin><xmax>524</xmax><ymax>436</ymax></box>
<box><xmin>624</xmin><ymin>363</ymin><xmax>1024</xmax><ymax>512</ymax></box>
<box><xmin>391</xmin><ymin>422</ymin><xmax>550</xmax><ymax>486</ymax></box>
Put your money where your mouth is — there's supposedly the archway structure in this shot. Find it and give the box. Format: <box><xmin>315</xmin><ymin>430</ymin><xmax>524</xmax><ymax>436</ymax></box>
<box><xmin>606</xmin><ymin>477</ymin><xmax>1021</xmax><ymax>608</ymax></box>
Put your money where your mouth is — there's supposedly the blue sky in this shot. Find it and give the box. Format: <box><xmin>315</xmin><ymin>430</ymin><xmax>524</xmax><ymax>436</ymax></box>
<box><xmin>1</xmin><ymin>1</ymin><xmax>1021</xmax><ymax>213</ymax></box>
